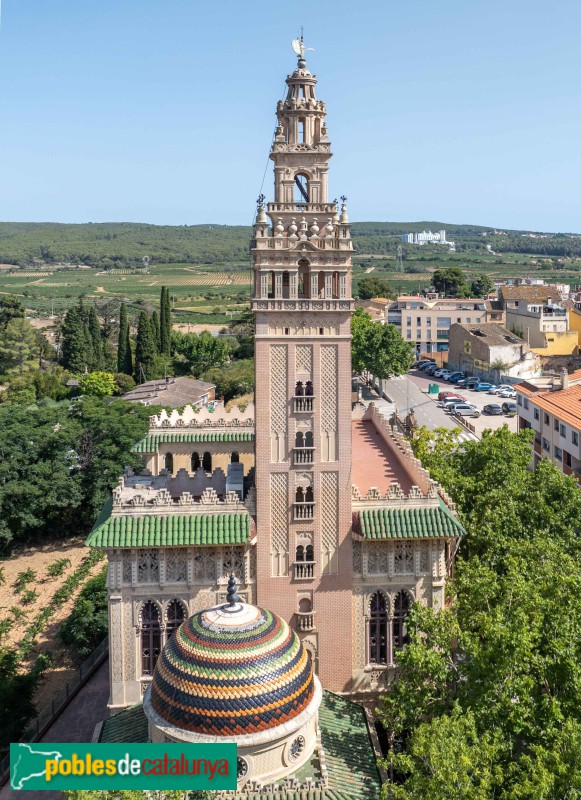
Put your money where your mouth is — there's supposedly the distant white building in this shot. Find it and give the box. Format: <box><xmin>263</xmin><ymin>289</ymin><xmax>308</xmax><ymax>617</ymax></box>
<box><xmin>402</xmin><ymin>229</ymin><xmax>447</xmax><ymax>245</ymax></box>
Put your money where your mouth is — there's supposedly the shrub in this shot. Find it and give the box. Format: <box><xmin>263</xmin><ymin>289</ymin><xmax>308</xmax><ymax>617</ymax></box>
<box><xmin>21</xmin><ymin>589</ymin><xmax>38</xmax><ymax>605</ymax></box>
<box><xmin>59</xmin><ymin>566</ymin><xmax>108</xmax><ymax>659</ymax></box>
<box><xmin>47</xmin><ymin>558</ymin><xmax>71</xmax><ymax>579</ymax></box>
<box><xmin>14</xmin><ymin>569</ymin><xmax>36</xmax><ymax>593</ymax></box>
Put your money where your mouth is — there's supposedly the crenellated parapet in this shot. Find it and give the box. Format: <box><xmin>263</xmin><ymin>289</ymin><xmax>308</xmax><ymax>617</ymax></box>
<box><xmin>149</xmin><ymin>403</ymin><xmax>255</xmax><ymax>430</ymax></box>
<box><xmin>363</xmin><ymin>403</ymin><xmax>457</xmax><ymax>511</ymax></box>
<box><xmin>351</xmin><ymin>482</ymin><xmax>440</xmax><ymax>510</ymax></box>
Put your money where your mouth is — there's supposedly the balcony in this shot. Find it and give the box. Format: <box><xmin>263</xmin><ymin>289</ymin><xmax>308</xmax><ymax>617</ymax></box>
<box><xmin>294</xmin><ymin>502</ymin><xmax>314</xmax><ymax>520</ymax></box>
<box><xmin>293</xmin><ymin>447</ymin><xmax>315</xmax><ymax>465</ymax></box>
<box><xmin>294</xmin><ymin>396</ymin><xmax>314</xmax><ymax>413</ymax></box>
<box><xmin>252</xmin><ymin>298</ymin><xmax>353</xmax><ymax>313</ymax></box>
<box><xmin>294</xmin><ymin>561</ymin><xmax>315</xmax><ymax>580</ymax></box>
<box><xmin>267</xmin><ymin>202</ymin><xmax>337</xmax><ymax>214</ymax></box>
<box><xmin>296</xmin><ymin>611</ymin><xmax>316</xmax><ymax>631</ymax></box>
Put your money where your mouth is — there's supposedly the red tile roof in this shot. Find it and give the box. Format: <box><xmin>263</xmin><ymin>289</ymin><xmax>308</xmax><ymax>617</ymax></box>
<box><xmin>527</xmin><ymin>384</ymin><xmax>581</xmax><ymax>429</ymax></box>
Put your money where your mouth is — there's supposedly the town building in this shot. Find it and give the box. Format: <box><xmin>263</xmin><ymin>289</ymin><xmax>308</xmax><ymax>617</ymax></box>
<box><xmin>447</xmin><ymin>323</ymin><xmax>539</xmax><ymax>381</ymax></box>
<box><xmin>386</xmin><ymin>295</ymin><xmax>489</xmax><ymax>354</ymax></box>
<box><xmin>355</xmin><ymin>296</ymin><xmax>390</xmax><ymax>322</ymax></box>
<box><xmin>122</xmin><ymin>376</ymin><xmax>215</xmax><ymax>408</ymax></box>
<box><xmin>499</xmin><ymin>285</ymin><xmax>577</xmax><ymax>355</ymax></box>
<box><xmin>88</xmin><ymin>42</ymin><xmax>465</xmax><ymax>794</ymax></box>
<box><xmin>516</xmin><ymin>370</ymin><xmax>581</xmax><ymax>480</ymax></box>
<box><xmin>402</xmin><ymin>230</ymin><xmax>447</xmax><ymax>245</ymax></box>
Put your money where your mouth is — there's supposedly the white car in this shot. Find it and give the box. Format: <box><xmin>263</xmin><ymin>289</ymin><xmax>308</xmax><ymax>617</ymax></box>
<box><xmin>498</xmin><ymin>388</ymin><xmax>517</xmax><ymax>398</ymax></box>
<box><xmin>446</xmin><ymin>403</ymin><xmax>481</xmax><ymax>418</ymax></box>
<box><xmin>491</xmin><ymin>384</ymin><xmax>513</xmax><ymax>395</ymax></box>
<box><xmin>433</xmin><ymin>369</ymin><xmax>447</xmax><ymax>378</ymax></box>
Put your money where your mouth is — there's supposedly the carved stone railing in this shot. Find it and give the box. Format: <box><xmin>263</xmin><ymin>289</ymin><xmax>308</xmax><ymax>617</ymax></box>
<box><xmin>296</xmin><ymin>611</ymin><xmax>316</xmax><ymax>631</ymax></box>
<box><xmin>293</xmin><ymin>447</ymin><xmax>315</xmax><ymax>464</ymax></box>
<box><xmin>294</xmin><ymin>561</ymin><xmax>315</xmax><ymax>580</ymax></box>
<box><xmin>252</xmin><ymin>299</ymin><xmax>353</xmax><ymax>313</ymax></box>
<box><xmin>293</xmin><ymin>396</ymin><xmax>314</xmax><ymax>413</ymax></box>
<box><xmin>150</xmin><ymin>403</ymin><xmax>255</xmax><ymax>430</ymax></box>
<box><xmin>293</xmin><ymin>502</ymin><xmax>315</xmax><ymax>520</ymax></box>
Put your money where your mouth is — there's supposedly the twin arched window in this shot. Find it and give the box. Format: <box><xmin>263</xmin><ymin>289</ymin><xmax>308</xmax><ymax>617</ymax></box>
<box><xmin>140</xmin><ymin>599</ymin><xmax>186</xmax><ymax>677</ymax></box>
<box><xmin>368</xmin><ymin>591</ymin><xmax>411</xmax><ymax>666</ymax></box>
<box><xmin>190</xmin><ymin>452</ymin><xmax>212</xmax><ymax>472</ymax></box>
<box><xmin>295</xmin><ymin>544</ymin><xmax>314</xmax><ymax>562</ymax></box>
<box><xmin>295</xmin><ymin>432</ymin><xmax>314</xmax><ymax>448</ymax></box>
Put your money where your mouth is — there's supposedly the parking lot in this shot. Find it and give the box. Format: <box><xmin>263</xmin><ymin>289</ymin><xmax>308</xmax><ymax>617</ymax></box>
<box><xmin>408</xmin><ymin>369</ymin><xmax>518</xmax><ymax>438</ymax></box>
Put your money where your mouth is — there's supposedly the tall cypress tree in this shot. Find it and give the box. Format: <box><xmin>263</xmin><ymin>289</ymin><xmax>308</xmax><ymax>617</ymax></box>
<box><xmin>160</xmin><ymin>286</ymin><xmax>171</xmax><ymax>356</ymax></box>
<box><xmin>87</xmin><ymin>305</ymin><xmax>103</xmax><ymax>370</ymax></box>
<box><xmin>61</xmin><ymin>305</ymin><xmax>90</xmax><ymax>374</ymax></box>
<box><xmin>151</xmin><ymin>310</ymin><xmax>161</xmax><ymax>354</ymax></box>
<box><xmin>134</xmin><ymin>312</ymin><xmax>157</xmax><ymax>382</ymax></box>
<box><xmin>117</xmin><ymin>303</ymin><xmax>133</xmax><ymax>375</ymax></box>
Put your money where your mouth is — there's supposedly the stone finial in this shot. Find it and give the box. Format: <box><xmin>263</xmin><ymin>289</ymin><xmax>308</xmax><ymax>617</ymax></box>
<box><xmin>226</xmin><ymin>574</ymin><xmax>239</xmax><ymax>607</ymax></box>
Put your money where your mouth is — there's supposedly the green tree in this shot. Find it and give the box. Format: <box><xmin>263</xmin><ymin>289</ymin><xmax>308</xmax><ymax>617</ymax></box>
<box><xmin>202</xmin><ymin>358</ymin><xmax>254</xmax><ymax>401</ymax></box>
<box><xmin>0</xmin><ymin>318</ymin><xmax>38</xmax><ymax>374</ymax></box>
<box><xmin>469</xmin><ymin>273</ymin><xmax>494</xmax><ymax>297</ymax></box>
<box><xmin>378</xmin><ymin>426</ymin><xmax>581</xmax><ymax>798</ymax></box>
<box><xmin>113</xmin><ymin>372</ymin><xmax>136</xmax><ymax>395</ymax></box>
<box><xmin>78</xmin><ymin>371</ymin><xmax>117</xmax><ymax>398</ymax></box>
<box><xmin>0</xmin><ymin>295</ymin><xmax>25</xmax><ymax>330</ymax></box>
<box><xmin>134</xmin><ymin>311</ymin><xmax>158</xmax><ymax>382</ymax></box>
<box><xmin>151</xmin><ymin>309</ymin><xmax>161</xmax><ymax>353</ymax></box>
<box><xmin>59</xmin><ymin>566</ymin><xmax>108</xmax><ymax>658</ymax></box>
<box><xmin>117</xmin><ymin>303</ymin><xmax>133</xmax><ymax>375</ymax></box>
<box><xmin>432</xmin><ymin>267</ymin><xmax>470</xmax><ymax>298</ymax></box>
<box><xmin>61</xmin><ymin>305</ymin><xmax>91</xmax><ymax>374</ymax></box>
<box><xmin>172</xmin><ymin>330</ymin><xmax>229</xmax><ymax>376</ymax></box>
<box><xmin>357</xmin><ymin>275</ymin><xmax>393</xmax><ymax>300</ymax></box>
<box><xmin>0</xmin><ymin>649</ymin><xmax>51</xmax><ymax>752</ymax></box>
<box><xmin>159</xmin><ymin>285</ymin><xmax>171</xmax><ymax>356</ymax></box>
<box><xmin>87</xmin><ymin>305</ymin><xmax>103</xmax><ymax>370</ymax></box>
<box><xmin>351</xmin><ymin>307</ymin><xmax>414</xmax><ymax>379</ymax></box>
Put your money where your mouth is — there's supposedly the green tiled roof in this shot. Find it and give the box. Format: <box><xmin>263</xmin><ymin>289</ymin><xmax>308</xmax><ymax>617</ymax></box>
<box><xmin>319</xmin><ymin>692</ymin><xmax>382</xmax><ymax>800</ymax></box>
<box><xmin>86</xmin><ymin>506</ymin><xmax>250</xmax><ymax>548</ymax></box>
<box><xmin>98</xmin><ymin>692</ymin><xmax>382</xmax><ymax>800</ymax></box>
<box><xmin>357</xmin><ymin>500</ymin><xmax>464</xmax><ymax>540</ymax></box>
<box><xmin>99</xmin><ymin>704</ymin><xmax>149</xmax><ymax>743</ymax></box>
<box><xmin>133</xmin><ymin>430</ymin><xmax>254</xmax><ymax>452</ymax></box>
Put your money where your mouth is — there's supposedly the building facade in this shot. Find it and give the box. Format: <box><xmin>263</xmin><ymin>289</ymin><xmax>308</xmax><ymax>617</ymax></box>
<box><xmin>447</xmin><ymin>322</ymin><xmax>539</xmax><ymax>381</ymax></box>
<box><xmin>88</xmin><ymin>45</ymin><xmax>464</xmax><ymax>711</ymax></box>
<box><xmin>500</xmin><ymin>285</ymin><xmax>572</xmax><ymax>351</ymax></box>
<box><xmin>386</xmin><ymin>295</ymin><xmax>489</xmax><ymax>354</ymax></box>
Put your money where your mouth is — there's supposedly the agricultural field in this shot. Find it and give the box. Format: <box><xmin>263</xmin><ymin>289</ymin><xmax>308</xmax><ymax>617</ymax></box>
<box><xmin>0</xmin><ymin>539</ymin><xmax>105</xmax><ymax>713</ymax></box>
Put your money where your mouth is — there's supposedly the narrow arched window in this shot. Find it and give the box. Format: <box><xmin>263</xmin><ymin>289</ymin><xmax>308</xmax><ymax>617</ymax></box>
<box><xmin>191</xmin><ymin>452</ymin><xmax>200</xmax><ymax>471</ymax></box>
<box><xmin>393</xmin><ymin>591</ymin><xmax>411</xmax><ymax>651</ymax></box>
<box><xmin>305</xmin><ymin>381</ymin><xmax>313</xmax><ymax>397</ymax></box>
<box><xmin>296</xmin><ymin>487</ymin><xmax>305</xmax><ymax>503</ymax></box>
<box><xmin>164</xmin><ymin>453</ymin><xmax>173</xmax><ymax>474</ymax></box>
<box><xmin>305</xmin><ymin>486</ymin><xmax>314</xmax><ymax>503</ymax></box>
<box><xmin>166</xmin><ymin>599</ymin><xmax>186</xmax><ymax>640</ymax></box>
<box><xmin>202</xmin><ymin>451</ymin><xmax>212</xmax><ymax>471</ymax></box>
<box><xmin>368</xmin><ymin>593</ymin><xmax>387</xmax><ymax>665</ymax></box>
<box><xmin>231</xmin><ymin>451</ymin><xmax>239</xmax><ymax>463</ymax></box>
<box><xmin>305</xmin><ymin>431</ymin><xmax>314</xmax><ymax>447</ymax></box>
<box><xmin>296</xmin><ymin>545</ymin><xmax>304</xmax><ymax>562</ymax></box>
<box><xmin>295</xmin><ymin>432</ymin><xmax>304</xmax><ymax>448</ymax></box>
<box><xmin>306</xmin><ymin>544</ymin><xmax>314</xmax><ymax>562</ymax></box>
<box><xmin>140</xmin><ymin>601</ymin><xmax>161</xmax><ymax>677</ymax></box>
<box><xmin>295</xmin><ymin>381</ymin><xmax>304</xmax><ymax>396</ymax></box>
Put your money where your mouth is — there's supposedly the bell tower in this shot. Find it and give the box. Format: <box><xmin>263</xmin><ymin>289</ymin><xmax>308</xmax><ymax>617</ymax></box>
<box><xmin>252</xmin><ymin>38</ymin><xmax>354</xmax><ymax>692</ymax></box>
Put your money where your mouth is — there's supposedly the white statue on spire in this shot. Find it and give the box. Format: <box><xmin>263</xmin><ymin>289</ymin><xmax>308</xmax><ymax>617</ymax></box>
<box><xmin>291</xmin><ymin>31</ymin><xmax>314</xmax><ymax>63</ymax></box>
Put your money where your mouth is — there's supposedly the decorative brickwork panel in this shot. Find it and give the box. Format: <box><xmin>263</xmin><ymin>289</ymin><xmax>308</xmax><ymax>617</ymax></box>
<box><xmin>270</xmin><ymin>473</ymin><xmax>289</xmax><ymax>576</ymax></box>
<box><xmin>295</xmin><ymin>345</ymin><xmax>312</xmax><ymax>376</ymax></box>
<box><xmin>122</xmin><ymin>599</ymin><xmax>135</xmax><ymax>682</ymax></box>
<box><xmin>270</xmin><ymin>345</ymin><xmax>288</xmax><ymax>462</ymax></box>
<box><xmin>320</xmin><ymin>471</ymin><xmax>339</xmax><ymax>574</ymax></box>
<box><xmin>367</xmin><ymin>542</ymin><xmax>388</xmax><ymax>575</ymax></box>
<box><xmin>137</xmin><ymin>549</ymin><xmax>159</xmax><ymax>584</ymax></box>
<box><xmin>110</xmin><ymin>599</ymin><xmax>123</xmax><ymax>683</ymax></box>
<box><xmin>122</xmin><ymin>554</ymin><xmax>133</xmax><ymax>584</ymax></box>
<box><xmin>320</xmin><ymin>345</ymin><xmax>338</xmax><ymax>461</ymax></box>
<box><xmin>194</xmin><ymin>548</ymin><xmax>216</xmax><ymax>582</ymax></box>
<box><xmin>394</xmin><ymin>542</ymin><xmax>414</xmax><ymax>575</ymax></box>
<box><xmin>222</xmin><ymin>546</ymin><xmax>244</xmax><ymax>579</ymax></box>
<box><xmin>352</xmin><ymin>541</ymin><xmax>362</xmax><ymax>574</ymax></box>
<box><xmin>165</xmin><ymin>549</ymin><xmax>187</xmax><ymax>583</ymax></box>
<box><xmin>419</xmin><ymin>543</ymin><xmax>430</xmax><ymax>573</ymax></box>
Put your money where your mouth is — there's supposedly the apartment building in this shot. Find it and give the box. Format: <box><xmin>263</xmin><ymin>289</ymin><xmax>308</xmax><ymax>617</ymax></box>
<box><xmin>499</xmin><ymin>285</ymin><xmax>572</xmax><ymax>350</ymax></box>
<box><xmin>516</xmin><ymin>370</ymin><xmax>581</xmax><ymax>480</ymax></box>
<box><xmin>387</xmin><ymin>296</ymin><xmax>488</xmax><ymax>354</ymax></box>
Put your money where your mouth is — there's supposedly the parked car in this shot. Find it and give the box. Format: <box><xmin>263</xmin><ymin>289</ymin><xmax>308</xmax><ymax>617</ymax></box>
<box><xmin>447</xmin><ymin>403</ymin><xmax>481</xmax><ymax>417</ymax></box>
<box><xmin>440</xmin><ymin>370</ymin><xmax>454</xmax><ymax>379</ymax></box>
<box><xmin>438</xmin><ymin>391</ymin><xmax>466</xmax><ymax>401</ymax></box>
<box><xmin>448</xmin><ymin>372</ymin><xmax>465</xmax><ymax>382</ymax></box>
<box><xmin>418</xmin><ymin>361</ymin><xmax>437</xmax><ymax>371</ymax></box>
<box><xmin>465</xmin><ymin>379</ymin><xmax>480</xmax><ymax>389</ymax></box>
<box><xmin>438</xmin><ymin>396</ymin><xmax>466</xmax><ymax>408</ymax></box>
<box><xmin>490</xmin><ymin>384</ymin><xmax>513</xmax><ymax>395</ymax></box>
<box><xmin>425</xmin><ymin>365</ymin><xmax>440</xmax><ymax>375</ymax></box>
<box><xmin>502</xmin><ymin>402</ymin><xmax>518</xmax><ymax>415</ymax></box>
<box><xmin>483</xmin><ymin>403</ymin><xmax>503</xmax><ymax>415</ymax></box>
<box><xmin>433</xmin><ymin>368</ymin><xmax>447</xmax><ymax>377</ymax></box>
<box><xmin>498</xmin><ymin>388</ymin><xmax>517</xmax><ymax>398</ymax></box>
<box><xmin>474</xmin><ymin>383</ymin><xmax>497</xmax><ymax>392</ymax></box>
<box><xmin>414</xmin><ymin>359</ymin><xmax>433</xmax><ymax>369</ymax></box>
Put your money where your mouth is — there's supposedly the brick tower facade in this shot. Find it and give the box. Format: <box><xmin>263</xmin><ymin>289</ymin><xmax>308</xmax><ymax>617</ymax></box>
<box><xmin>252</xmin><ymin>40</ymin><xmax>355</xmax><ymax>692</ymax></box>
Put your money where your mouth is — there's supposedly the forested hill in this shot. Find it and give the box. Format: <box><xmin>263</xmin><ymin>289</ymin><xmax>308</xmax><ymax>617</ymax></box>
<box><xmin>0</xmin><ymin>220</ymin><xmax>579</xmax><ymax>268</ymax></box>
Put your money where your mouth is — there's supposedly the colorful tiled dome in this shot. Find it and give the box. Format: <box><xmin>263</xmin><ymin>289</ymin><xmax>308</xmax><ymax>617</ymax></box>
<box><xmin>148</xmin><ymin>601</ymin><xmax>315</xmax><ymax>737</ymax></box>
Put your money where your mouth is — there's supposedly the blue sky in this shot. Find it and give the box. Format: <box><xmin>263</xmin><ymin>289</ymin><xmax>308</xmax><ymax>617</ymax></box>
<box><xmin>0</xmin><ymin>0</ymin><xmax>579</xmax><ymax>231</ymax></box>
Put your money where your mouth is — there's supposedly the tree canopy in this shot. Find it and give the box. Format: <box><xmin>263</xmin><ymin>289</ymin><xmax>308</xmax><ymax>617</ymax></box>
<box><xmin>352</xmin><ymin>307</ymin><xmax>414</xmax><ymax>379</ymax></box>
<box><xmin>432</xmin><ymin>267</ymin><xmax>470</xmax><ymax>298</ymax></box>
<box><xmin>379</xmin><ymin>426</ymin><xmax>581</xmax><ymax>799</ymax></box>
<box><xmin>172</xmin><ymin>330</ymin><xmax>229</xmax><ymax>377</ymax></box>
<box><xmin>357</xmin><ymin>275</ymin><xmax>393</xmax><ymax>300</ymax></box>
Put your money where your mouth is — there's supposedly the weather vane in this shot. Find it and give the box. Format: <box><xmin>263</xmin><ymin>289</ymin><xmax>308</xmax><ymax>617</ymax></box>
<box><xmin>340</xmin><ymin>195</ymin><xmax>348</xmax><ymax>204</ymax></box>
<box><xmin>291</xmin><ymin>29</ymin><xmax>314</xmax><ymax>64</ymax></box>
<box><xmin>256</xmin><ymin>193</ymin><xmax>265</xmax><ymax>208</ymax></box>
